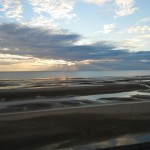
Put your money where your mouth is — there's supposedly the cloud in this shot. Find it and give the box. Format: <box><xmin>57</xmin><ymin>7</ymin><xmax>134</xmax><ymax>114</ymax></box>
<box><xmin>0</xmin><ymin>53</ymin><xmax>77</xmax><ymax>71</ymax></box>
<box><xmin>121</xmin><ymin>38</ymin><xmax>146</xmax><ymax>51</ymax></box>
<box><xmin>28</xmin><ymin>0</ymin><xmax>76</xmax><ymax>20</ymax></box>
<box><xmin>0</xmin><ymin>53</ymin><xmax>32</xmax><ymax>65</ymax></box>
<box><xmin>0</xmin><ymin>0</ymin><xmax>23</xmax><ymax>21</ymax></box>
<box><xmin>0</xmin><ymin>23</ymin><xmax>149</xmax><ymax>70</ymax></box>
<box><xmin>120</xmin><ymin>34</ymin><xmax>150</xmax><ymax>52</ymax></box>
<box><xmin>22</xmin><ymin>16</ymin><xmax>58</xmax><ymax>30</ymax></box>
<box><xmin>82</xmin><ymin>0</ymin><xmax>137</xmax><ymax>18</ymax></box>
<box><xmin>137</xmin><ymin>17</ymin><xmax>150</xmax><ymax>24</ymax></box>
<box><xmin>0</xmin><ymin>0</ymin><xmax>76</xmax><ymax>25</ymax></box>
<box><xmin>82</xmin><ymin>0</ymin><xmax>111</xmax><ymax>5</ymax></box>
<box><xmin>115</xmin><ymin>0</ymin><xmax>138</xmax><ymax>18</ymax></box>
<box><xmin>127</xmin><ymin>26</ymin><xmax>150</xmax><ymax>33</ymax></box>
<box><xmin>0</xmin><ymin>23</ymin><xmax>121</xmax><ymax>61</ymax></box>
<box><xmin>137</xmin><ymin>34</ymin><xmax>150</xmax><ymax>39</ymax></box>
<box><xmin>103</xmin><ymin>24</ymin><xmax>116</xmax><ymax>33</ymax></box>
<box><xmin>76</xmin><ymin>53</ymin><xmax>150</xmax><ymax>70</ymax></box>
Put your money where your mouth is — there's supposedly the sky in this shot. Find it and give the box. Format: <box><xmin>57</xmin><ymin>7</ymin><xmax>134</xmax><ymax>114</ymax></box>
<box><xmin>0</xmin><ymin>0</ymin><xmax>150</xmax><ymax>71</ymax></box>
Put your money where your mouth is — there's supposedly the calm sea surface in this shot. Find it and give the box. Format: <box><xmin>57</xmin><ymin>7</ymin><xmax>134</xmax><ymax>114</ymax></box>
<box><xmin>0</xmin><ymin>70</ymin><xmax>150</xmax><ymax>79</ymax></box>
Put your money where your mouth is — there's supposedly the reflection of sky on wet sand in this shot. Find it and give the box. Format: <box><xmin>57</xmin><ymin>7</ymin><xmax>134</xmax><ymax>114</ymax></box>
<box><xmin>1</xmin><ymin>90</ymin><xmax>150</xmax><ymax>113</ymax></box>
<box><xmin>77</xmin><ymin>91</ymin><xmax>150</xmax><ymax>100</ymax></box>
<box><xmin>70</xmin><ymin>133</ymin><xmax>150</xmax><ymax>150</ymax></box>
<box><xmin>37</xmin><ymin>133</ymin><xmax>150</xmax><ymax>149</ymax></box>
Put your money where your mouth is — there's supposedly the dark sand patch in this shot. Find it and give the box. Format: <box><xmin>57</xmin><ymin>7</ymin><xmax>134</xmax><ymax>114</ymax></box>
<box><xmin>0</xmin><ymin>102</ymin><xmax>150</xmax><ymax>149</ymax></box>
<box><xmin>0</xmin><ymin>83</ymin><xmax>148</xmax><ymax>100</ymax></box>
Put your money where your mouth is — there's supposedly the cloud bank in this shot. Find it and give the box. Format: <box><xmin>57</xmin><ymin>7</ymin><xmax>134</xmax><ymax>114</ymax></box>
<box><xmin>0</xmin><ymin>23</ymin><xmax>149</xmax><ymax>70</ymax></box>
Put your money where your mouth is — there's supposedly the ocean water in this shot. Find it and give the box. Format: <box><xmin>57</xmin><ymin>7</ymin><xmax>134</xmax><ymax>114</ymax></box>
<box><xmin>0</xmin><ymin>70</ymin><xmax>150</xmax><ymax>80</ymax></box>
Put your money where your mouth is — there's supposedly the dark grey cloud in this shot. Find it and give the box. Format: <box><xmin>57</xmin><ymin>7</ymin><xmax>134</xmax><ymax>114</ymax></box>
<box><xmin>80</xmin><ymin>60</ymin><xmax>150</xmax><ymax>70</ymax></box>
<box><xmin>0</xmin><ymin>24</ymin><xmax>81</xmax><ymax>60</ymax></box>
<box><xmin>0</xmin><ymin>23</ymin><xmax>150</xmax><ymax>70</ymax></box>
<box><xmin>0</xmin><ymin>23</ymin><xmax>127</xmax><ymax>60</ymax></box>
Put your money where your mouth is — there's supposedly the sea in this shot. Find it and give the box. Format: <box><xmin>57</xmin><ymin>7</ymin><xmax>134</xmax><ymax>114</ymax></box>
<box><xmin>0</xmin><ymin>70</ymin><xmax>150</xmax><ymax>79</ymax></box>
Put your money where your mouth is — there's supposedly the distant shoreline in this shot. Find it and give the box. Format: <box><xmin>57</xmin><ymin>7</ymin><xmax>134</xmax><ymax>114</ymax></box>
<box><xmin>0</xmin><ymin>70</ymin><xmax>150</xmax><ymax>80</ymax></box>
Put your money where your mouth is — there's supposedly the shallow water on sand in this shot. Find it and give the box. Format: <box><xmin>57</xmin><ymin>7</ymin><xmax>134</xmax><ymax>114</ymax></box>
<box><xmin>77</xmin><ymin>90</ymin><xmax>150</xmax><ymax>100</ymax></box>
<box><xmin>0</xmin><ymin>90</ymin><xmax>150</xmax><ymax>113</ymax></box>
<box><xmin>67</xmin><ymin>133</ymin><xmax>150</xmax><ymax>150</ymax></box>
<box><xmin>35</xmin><ymin>132</ymin><xmax>150</xmax><ymax>150</ymax></box>
<box><xmin>0</xmin><ymin>74</ymin><xmax>150</xmax><ymax>113</ymax></box>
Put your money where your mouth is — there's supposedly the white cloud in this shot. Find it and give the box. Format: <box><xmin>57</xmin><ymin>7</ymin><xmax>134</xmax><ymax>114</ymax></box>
<box><xmin>123</xmin><ymin>38</ymin><xmax>142</xmax><ymax>47</ymax></box>
<box><xmin>0</xmin><ymin>0</ymin><xmax>23</xmax><ymax>21</ymax></box>
<box><xmin>115</xmin><ymin>0</ymin><xmax>137</xmax><ymax>18</ymax></box>
<box><xmin>0</xmin><ymin>53</ymin><xmax>76</xmax><ymax>71</ymax></box>
<box><xmin>127</xmin><ymin>26</ymin><xmax>150</xmax><ymax>33</ymax></box>
<box><xmin>22</xmin><ymin>16</ymin><xmax>59</xmax><ymax>30</ymax></box>
<box><xmin>103</xmin><ymin>24</ymin><xmax>116</xmax><ymax>33</ymax></box>
<box><xmin>77</xmin><ymin>59</ymin><xmax>117</xmax><ymax>65</ymax></box>
<box><xmin>0</xmin><ymin>0</ymin><xmax>76</xmax><ymax>26</ymax></box>
<box><xmin>82</xmin><ymin>0</ymin><xmax>111</xmax><ymax>5</ymax></box>
<box><xmin>121</xmin><ymin>37</ymin><xmax>149</xmax><ymax>52</ymax></box>
<box><xmin>137</xmin><ymin>34</ymin><xmax>150</xmax><ymax>39</ymax></box>
<box><xmin>82</xmin><ymin>0</ymin><xmax>137</xmax><ymax>18</ymax></box>
<box><xmin>28</xmin><ymin>0</ymin><xmax>76</xmax><ymax>20</ymax></box>
<box><xmin>121</xmin><ymin>34</ymin><xmax>150</xmax><ymax>52</ymax></box>
<box><xmin>137</xmin><ymin>17</ymin><xmax>150</xmax><ymax>24</ymax></box>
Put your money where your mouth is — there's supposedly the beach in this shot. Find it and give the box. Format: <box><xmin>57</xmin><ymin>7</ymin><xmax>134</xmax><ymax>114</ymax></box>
<box><xmin>0</xmin><ymin>75</ymin><xmax>150</xmax><ymax>149</ymax></box>
<box><xmin>0</xmin><ymin>102</ymin><xmax>150</xmax><ymax>149</ymax></box>
<box><xmin>0</xmin><ymin>83</ymin><xmax>148</xmax><ymax>100</ymax></box>
<box><xmin>0</xmin><ymin>0</ymin><xmax>150</xmax><ymax>146</ymax></box>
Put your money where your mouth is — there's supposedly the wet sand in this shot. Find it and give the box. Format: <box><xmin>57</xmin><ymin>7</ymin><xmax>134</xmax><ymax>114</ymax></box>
<box><xmin>0</xmin><ymin>77</ymin><xmax>150</xmax><ymax>149</ymax></box>
<box><xmin>0</xmin><ymin>102</ymin><xmax>150</xmax><ymax>149</ymax></box>
<box><xmin>0</xmin><ymin>83</ymin><xmax>147</xmax><ymax>100</ymax></box>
